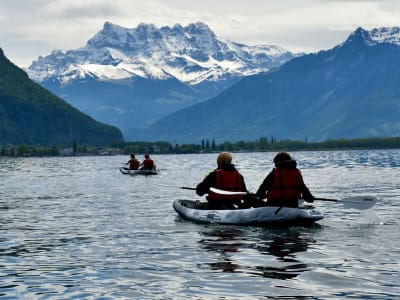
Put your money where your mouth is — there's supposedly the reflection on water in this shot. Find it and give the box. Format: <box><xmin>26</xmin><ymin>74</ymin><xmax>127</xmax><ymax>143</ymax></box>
<box><xmin>198</xmin><ymin>226</ymin><xmax>316</xmax><ymax>280</ymax></box>
<box><xmin>198</xmin><ymin>227</ymin><xmax>244</xmax><ymax>273</ymax></box>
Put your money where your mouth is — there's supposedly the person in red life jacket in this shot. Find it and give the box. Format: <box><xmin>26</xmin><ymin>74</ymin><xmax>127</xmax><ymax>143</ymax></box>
<box><xmin>196</xmin><ymin>152</ymin><xmax>248</xmax><ymax>210</ymax></box>
<box><xmin>256</xmin><ymin>152</ymin><xmax>314</xmax><ymax>208</ymax></box>
<box><xmin>140</xmin><ymin>154</ymin><xmax>156</xmax><ymax>170</ymax></box>
<box><xmin>126</xmin><ymin>153</ymin><xmax>140</xmax><ymax>170</ymax></box>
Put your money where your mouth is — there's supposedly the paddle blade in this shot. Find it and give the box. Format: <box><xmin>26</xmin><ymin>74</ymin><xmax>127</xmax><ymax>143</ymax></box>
<box><xmin>209</xmin><ymin>187</ymin><xmax>247</xmax><ymax>195</ymax></box>
<box><xmin>340</xmin><ymin>196</ymin><xmax>377</xmax><ymax>210</ymax></box>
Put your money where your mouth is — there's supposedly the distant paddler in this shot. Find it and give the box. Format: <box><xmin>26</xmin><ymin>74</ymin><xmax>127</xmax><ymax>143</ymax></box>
<box><xmin>122</xmin><ymin>153</ymin><xmax>140</xmax><ymax>170</ymax></box>
<box><xmin>140</xmin><ymin>153</ymin><xmax>156</xmax><ymax>171</ymax></box>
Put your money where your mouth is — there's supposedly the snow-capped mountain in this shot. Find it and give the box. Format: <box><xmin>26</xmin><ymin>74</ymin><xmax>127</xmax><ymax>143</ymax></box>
<box><xmin>124</xmin><ymin>26</ymin><xmax>400</xmax><ymax>143</ymax></box>
<box><xmin>28</xmin><ymin>21</ymin><xmax>294</xmax><ymax>86</ymax></box>
<box><xmin>347</xmin><ymin>26</ymin><xmax>400</xmax><ymax>46</ymax></box>
<box><xmin>27</xmin><ymin>22</ymin><xmax>296</xmax><ymax>134</ymax></box>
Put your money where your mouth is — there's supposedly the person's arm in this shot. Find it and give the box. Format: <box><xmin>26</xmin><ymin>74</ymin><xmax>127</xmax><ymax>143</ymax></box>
<box><xmin>196</xmin><ymin>171</ymin><xmax>216</xmax><ymax>196</ymax></box>
<box><xmin>256</xmin><ymin>171</ymin><xmax>274</xmax><ymax>199</ymax></box>
<box><xmin>301</xmin><ymin>182</ymin><xmax>314</xmax><ymax>202</ymax></box>
<box><xmin>240</xmin><ymin>174</ymin><xmax>248</xmax><ymax>192</ymax></box>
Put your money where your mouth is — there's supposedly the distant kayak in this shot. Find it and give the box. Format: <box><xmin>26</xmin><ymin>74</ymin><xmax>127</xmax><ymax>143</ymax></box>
<box><xmin>119</xmin><ymin>167</ymin><xmax>158</xmax><ymax>175</ymax></box>
<box><xmin>173</xmin><ymin>199</ymin><xmax>323</xmax><ymax>226</ymax></box>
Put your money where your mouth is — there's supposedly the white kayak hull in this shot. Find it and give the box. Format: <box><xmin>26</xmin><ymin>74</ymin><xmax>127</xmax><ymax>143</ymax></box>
<box><xmin>119</xmin><ymin>167</ymin><xmax>157</xmax><ymax>175</ymax></box>
<box><xmin>173</xmin><ymin>199</ymin><xmax>323</xmax><ymax>226</ymax></box>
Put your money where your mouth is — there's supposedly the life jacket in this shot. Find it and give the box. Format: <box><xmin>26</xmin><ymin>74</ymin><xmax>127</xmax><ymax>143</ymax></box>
<box><xmin>143</xmin><ymin>158</ymin><xmax>154</xmax><ymax>170</ymax></box>
<box><xmin>208</xmin><ymin>169</ymin><xmax>243</xmax><ymax>201</ymax></box>
<box><xmin>266</xmin><ymin>167</ymin><xmax>302</xmax><ymax>201</ymax></box>
<box><xmin>129</xmin><ymin>159</ymin><xmax>139</xmax><ymax>169</ymax></box>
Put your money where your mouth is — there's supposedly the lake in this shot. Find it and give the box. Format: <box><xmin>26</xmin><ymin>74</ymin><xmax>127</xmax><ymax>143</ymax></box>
<box><xmin>0</xmin><ymin>150</ymin><xmax>399</xmax><ymax>299</ymax></box>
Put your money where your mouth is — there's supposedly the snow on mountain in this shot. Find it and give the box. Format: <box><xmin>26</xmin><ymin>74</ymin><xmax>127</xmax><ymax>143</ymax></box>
<box><xmin>125</xmin><ymin>25</ymin><xmax>400</xmax><ymax>143</ymax></box>
<box><xmin>369</xmin><ymin>27</ymin><xmax>400</xmax><ymax>45</ymax></box>
<box><xmin>27</xmin><ymin>21</ymin><xmax>296</xmax><ymax>85</ymax></box>
<box><xmin>341</xmin><ymin>26</ymin><xmax>400</xmax><ymax>48</ymax></box>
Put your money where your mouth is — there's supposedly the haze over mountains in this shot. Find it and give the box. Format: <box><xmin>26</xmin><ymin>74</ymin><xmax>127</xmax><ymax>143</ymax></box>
<box><xmin>27</xmin><ymin>22</ymin><xmax>296</xmax><ymax>134</ymax></box>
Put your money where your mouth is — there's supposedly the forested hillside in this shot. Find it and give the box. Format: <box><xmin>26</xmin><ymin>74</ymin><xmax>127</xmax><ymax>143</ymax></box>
<box><xmin>0</xmin><ymin>48</ymin><xmax>123</xmax><ymax>146</ymax></box>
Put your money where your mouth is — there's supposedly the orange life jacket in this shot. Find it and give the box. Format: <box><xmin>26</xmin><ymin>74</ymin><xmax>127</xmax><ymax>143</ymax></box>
<box><xmin>208</xmin><ymin>169</ymin><xmax>243</xmax><ymax>201</ymax></box>
<box><xmin>266</xmin><ymin>168</ymin><xmax>302</xmax><ymax>200</ymax></box>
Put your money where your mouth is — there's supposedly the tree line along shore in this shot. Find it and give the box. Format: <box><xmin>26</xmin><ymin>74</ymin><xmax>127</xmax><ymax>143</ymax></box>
<box><xmin>1</xmin><ymin>136</ymin><xmax>400</xmax><ymax>157</ymax></box>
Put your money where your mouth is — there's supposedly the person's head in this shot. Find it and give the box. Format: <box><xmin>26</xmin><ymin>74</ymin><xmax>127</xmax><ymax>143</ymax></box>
<box><xmin>217</xmin><ymin>152</ymin><xmax>232</xmax><ymax>167</ymax></box>
<box><xmin>273</xmin><ymin>152</ymin><xmax>292</xmax><ymax>165</ymax></box>
<box><xmin>130</xmin><ymin>153</ymin><xmax>135</xmax><ymax>158</ymax></box>
<box><xmin>144</xmin><ymin>154</ymin><xmax>150</xmax><ymax>159</ymax></box>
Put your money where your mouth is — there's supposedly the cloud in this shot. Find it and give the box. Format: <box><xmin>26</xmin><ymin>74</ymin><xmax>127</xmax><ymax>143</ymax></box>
<box><xmin>1</xmin><ymin>0</ymin><xmax>400</xmax><ymax>67</ymax></box>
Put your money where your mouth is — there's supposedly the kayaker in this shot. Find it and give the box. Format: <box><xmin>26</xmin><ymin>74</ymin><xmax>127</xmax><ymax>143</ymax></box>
<box><xmin>140</xmin><ymin>153</ymin><xmax>156</xmax><ymax>170</ymax></box>
<box><xmin>126</xmin><ymin>153</ymin><xmax>140</xmax><ymax>170</ymax></box>
<box><xmin>196</xmin><ymin>152</ymin><xmax>248</xmax><ymax>209</ymax></box>
<box><xmin>256</xmin><ymin>152</ymin><xmax>315</xmax><ymax>208</ymax></box>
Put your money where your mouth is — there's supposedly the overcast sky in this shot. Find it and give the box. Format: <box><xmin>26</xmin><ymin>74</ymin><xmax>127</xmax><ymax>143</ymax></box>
<box><xmin>1</xmin><ymin>0</ymin><xmax>400</xmax><ymax>67</ymax></box>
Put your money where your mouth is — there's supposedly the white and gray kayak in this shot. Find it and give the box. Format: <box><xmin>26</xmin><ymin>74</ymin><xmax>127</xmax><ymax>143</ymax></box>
<box><xmin>173</xmin><ymin>199</ymin><xmax>323</xmax><ymax>226</ymax></box>
<box><xmin>119</xmin><ymin>167</ymin><xmax>158</xmax><ymax>175</ymax></box>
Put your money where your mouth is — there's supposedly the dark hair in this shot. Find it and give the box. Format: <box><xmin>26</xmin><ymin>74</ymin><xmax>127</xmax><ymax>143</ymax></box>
<box><xmin>273</xmin><ymin>152</ymin><xmax>292</xmax><ymax>164</ymax></box>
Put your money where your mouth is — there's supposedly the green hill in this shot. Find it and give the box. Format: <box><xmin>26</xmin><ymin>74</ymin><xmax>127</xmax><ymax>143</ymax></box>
<box><xmin>0</xmin><ymin>48</ymin><xmax>123</xmax><ymax>146</ymax></box>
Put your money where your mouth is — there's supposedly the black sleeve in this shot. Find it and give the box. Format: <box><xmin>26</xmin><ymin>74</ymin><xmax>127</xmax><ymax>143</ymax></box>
<box><xmin>196</xmin><ymin>171</ymin><xmax>216</xmax><ymax>196</ymax></box>
<box><xmin>255</xmin><ymin>170</ymin><xmax>274</xmax><ymax>199</ymax></box>
<box><xmin>301</xmin><ymin>181</ymin><xmax>314</xmax><ymax>202</ymax></box>
<box><xmin>239</xmin><ymin>174</ymin><xmax>248</xmax><ymax>192</ymax></box>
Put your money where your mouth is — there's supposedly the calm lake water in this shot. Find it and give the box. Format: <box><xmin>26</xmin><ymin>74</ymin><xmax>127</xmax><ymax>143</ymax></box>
<box><xmin>0</xmin><ymin>150</ymin><xmax>399</xmax><ymax>299</ymax></box>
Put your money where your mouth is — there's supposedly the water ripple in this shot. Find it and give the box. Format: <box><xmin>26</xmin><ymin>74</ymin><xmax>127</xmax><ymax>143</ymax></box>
<box><xmin>0</xmin><ymin>151</ymin><xmax>399</xmax><ymax>299</ymax></box>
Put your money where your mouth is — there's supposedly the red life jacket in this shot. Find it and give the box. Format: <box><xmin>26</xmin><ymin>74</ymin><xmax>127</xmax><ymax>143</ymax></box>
<box><xmin>143</xmin><ymin>158</ymin><xmax>154</xmax><ymax>170</ymax></box>
<box><xmin>266</xmin><ymin>168</ymin><xmax>302</xmax><ymax>200</ymax></box>
<box><xmin>129</xmin><ymin>159</ymin><xmax>139</xmax><ymax>169</ymax></box>
<box><xmin>208</xmin><ymin>169</ymin><xmax>243</xmax><ymax>201</ymax></box>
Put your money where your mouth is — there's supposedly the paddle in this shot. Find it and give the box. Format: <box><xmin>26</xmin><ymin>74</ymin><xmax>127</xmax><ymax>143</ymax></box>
<box><xmin>313</xmin><ymin>196</ymin><xmax>377</xmax><ymax>210</ymax></box>
<box><xmin>154</xmin><ymin>183</ymin><xmax>196</xmax><ymax>190</ymax></box>
<box><xmin>209</xmin><ymin>187</ymin><xmax>377</xmax><ymax>210</ymax></box>
<box><xmin>179</xmin><ymin>186</ymin><xmax>196</xmax><ymax>191</ymax></box>
<box><xmin>209</xmin><ymin>187</ymin><xmax>247</xmax><ymax>195</ymax></box>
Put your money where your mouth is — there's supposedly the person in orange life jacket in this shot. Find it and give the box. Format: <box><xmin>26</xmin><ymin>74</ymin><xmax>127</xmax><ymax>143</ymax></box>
<box><xmin>196</xmin><ymin>152</ymin><xmax>248</xmax><ymax>210</ymax></box>
<box><xmin>255</xmin><ymin>152</ymin><xmax>314</xmax><ymax>208</ymax></box>
<box><xmin>140</xmin><ymin>154</ymin><xmax>156</xmax><ymax>170</ymax></box>
<box><xmin>126</xmin><ymin>153</ymin><xmax>140</xmax><ymax>170</ymax></box>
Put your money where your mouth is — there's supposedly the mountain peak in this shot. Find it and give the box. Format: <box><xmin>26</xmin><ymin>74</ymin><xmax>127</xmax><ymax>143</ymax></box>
<box><xmin>102</xmin><ymin>21</ymin><xmax>120</xmax><ymax>31</ymax></box>
<box><xmin>342</xmin><ymin>27</ymin><xmax>371</xmax><ymax>47</ymax></box>
<box><xmin>343</xmin><ymin>26</ymin><xmax>400</xmax><ymax>48</ymax></box>
<box><xmin>28</xmin><ymin>21</ymin><xmax>296</xmax><ymax>84</ymax></box>
<box><xmin>187</xmin><ymin>21</ymin><xmax>212</xmax><ymax>32</ymax></box>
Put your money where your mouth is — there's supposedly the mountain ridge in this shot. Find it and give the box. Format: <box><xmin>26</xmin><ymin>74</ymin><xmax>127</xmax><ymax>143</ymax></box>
<box><xmin>124</xmin><ymin>26</ymin><xmax>400</xmax><ymax>143</ymax></box>
<box><xmin>26</xmin><ymin>22</ymin><xmax>297</xmax><ymax>132</ymax></box>
<box><xmin>0</xmin><ymin>48</ymin><xmax>123</xmax><ymax>146</ymax></box>
<box><xmin>28</xmin><ymin>21</ymin><xmax>294</xmax><ymax>84</ymax></box>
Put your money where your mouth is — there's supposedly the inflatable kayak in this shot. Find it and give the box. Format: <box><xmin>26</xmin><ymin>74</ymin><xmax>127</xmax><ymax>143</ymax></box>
<box><xmin>119</xmin><ymin>167</ymin><xmax>158</xmax><ymax>175</ymax></box>
<box><xmin>173</xmin><ymin>199</ymin><xmax>323</xmax><ymax>226</ymax></box>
